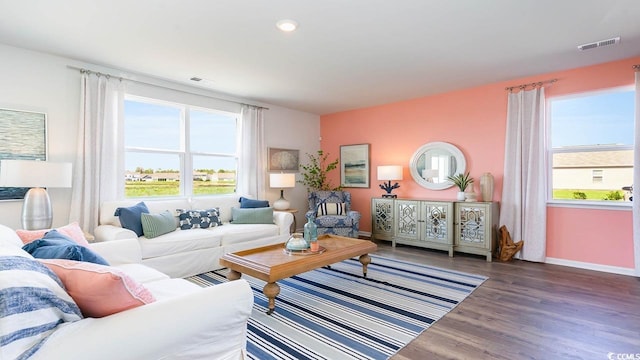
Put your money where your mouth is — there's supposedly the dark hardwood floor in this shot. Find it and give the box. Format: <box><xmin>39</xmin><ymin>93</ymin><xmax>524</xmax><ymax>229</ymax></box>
<box><xmin>368</xmin><ymin>240</ymin><xmax>640</xmax><ymax>360</ymax></box>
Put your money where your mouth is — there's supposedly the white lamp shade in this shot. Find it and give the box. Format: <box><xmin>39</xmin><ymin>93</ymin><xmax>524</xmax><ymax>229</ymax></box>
<box><xmin>270</xmin><ymin>173</ymin><xmax>296</xmax><ymax>188</ymax></box>
<box><xmin>377</xmin><ymin>165</ymin><xmax>403</xmax><ymax>181</ymax></box>
<box><xmin>0</xmin><ymin>160</ymin><xmax>72</xmax><ymax>188</ymax></box>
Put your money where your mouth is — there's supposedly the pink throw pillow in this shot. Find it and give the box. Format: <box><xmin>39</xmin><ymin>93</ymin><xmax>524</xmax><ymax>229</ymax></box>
<box><xmin>17</xmin><ymin>222</ymin><xmax>90</xmax><ymax>247</ymax></box>
<box><xmin>39</xmin><ymin>259</ymin><xmax>156</xmax><ymax>318</ymax></box>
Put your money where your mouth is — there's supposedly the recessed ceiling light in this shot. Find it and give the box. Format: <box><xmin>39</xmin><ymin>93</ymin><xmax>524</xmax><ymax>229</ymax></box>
<box><xmin>276</xmin><ymin>19</ymin><xmax>298</xmax><ymax>32</ymax></box>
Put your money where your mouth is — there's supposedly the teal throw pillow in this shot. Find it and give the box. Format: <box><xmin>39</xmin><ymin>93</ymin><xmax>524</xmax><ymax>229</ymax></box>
<box><xmin>141</xmin><ymin>211</ymin><xmax>177</xmax><ymax>239</ymax></box>
<box><xmin>231</xmin><ymin>207</ymin><xmax>274</xmax><ymax>224</ymax></box>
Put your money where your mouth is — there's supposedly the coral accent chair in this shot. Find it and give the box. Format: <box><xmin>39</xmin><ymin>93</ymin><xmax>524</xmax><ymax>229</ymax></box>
<box><xmin>306</xmin><ymin>191</ymin><xmax>361</xmax><ymax>238</ymax></box>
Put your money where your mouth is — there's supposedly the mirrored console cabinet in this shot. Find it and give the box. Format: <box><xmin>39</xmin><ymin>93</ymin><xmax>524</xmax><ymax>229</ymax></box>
<box><xmin>371</xmin><ymin>198</ymin><xmax>499</xmax><ymax>261</ymax></box>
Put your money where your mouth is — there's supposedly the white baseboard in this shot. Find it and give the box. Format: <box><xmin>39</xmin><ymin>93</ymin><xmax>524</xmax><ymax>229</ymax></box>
<box><xmin>545</xmin><ymin>257</ymin><xmax>637</xmax><ymax>277</ymax></box>
<box><xmin>359</xmin><ymin>231</ymin><xmax>371</xmax><ymax>238</ymax></box>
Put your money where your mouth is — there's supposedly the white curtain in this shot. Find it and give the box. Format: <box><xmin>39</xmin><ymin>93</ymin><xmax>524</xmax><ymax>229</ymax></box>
<box><xmin>500</xmin><ymin>87</ymin><xmax>547</xmax><ymax>262</ymax></box>
<box><xmin>633</xmin><ymin>67</ymin><xmax>640</xmax><ymax>276</ymax></box>
<box><xmin>237</xmin><ymin>105</ymin><xmax>266</xmax><ymax>198</ymax></box>
<box><xmin>69</xmin><ymin>72</ymin><xmax>125</xmax><ymax>232</ymax></box>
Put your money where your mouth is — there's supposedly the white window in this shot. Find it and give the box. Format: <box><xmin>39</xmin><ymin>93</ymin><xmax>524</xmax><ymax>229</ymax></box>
<box><xmin>548</xmin><ymin>87</ymin><xmax>634</xmax><ymax>204</ymax></box>
<box><xmin>124</xmin><ymin>96</ymin><xmax>238</xmax><ymax>198</ymax></box>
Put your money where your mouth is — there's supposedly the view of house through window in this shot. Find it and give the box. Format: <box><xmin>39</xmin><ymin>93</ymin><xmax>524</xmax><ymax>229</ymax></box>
<box><xmin>124</xmin><ymin>96</ymin><xmax>238</xmax><ymax>198</ymax></box>
<box><xmin>548</xmin><ymin>87</ymin><xmax>634</xmax><ymax>203</ymax></box>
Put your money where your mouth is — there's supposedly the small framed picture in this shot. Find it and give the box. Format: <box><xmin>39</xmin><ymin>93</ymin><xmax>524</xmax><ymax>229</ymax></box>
<box><xmin>340</xmin><ymin>144</ymin><xmax>370</xmax><ymax>188</ymax></box>
<box><xmin>268</xmin><ymin>148</ymin><xmax>299</xmax><ymax>172</ymax></box>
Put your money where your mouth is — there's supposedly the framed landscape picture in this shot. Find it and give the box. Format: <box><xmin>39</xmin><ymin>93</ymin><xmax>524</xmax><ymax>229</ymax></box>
<box><xmin>340</xmin><ymin>143</ymin><xmax>370</xmax><ymax>188</ymax></box>
<box><xmin>0</xmin><ymin>108</ymin><xmax>47</xmax><ymax>201</ymax></box>
<box><xmin>268</xmin><ymin>147</ymin><xmax>299</xmax><ymax>172</ymax></box>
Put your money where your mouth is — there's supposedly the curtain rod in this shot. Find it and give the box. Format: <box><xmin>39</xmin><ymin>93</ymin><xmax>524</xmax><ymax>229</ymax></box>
<box><xmin>505</xmin><ymin>78</ymin><xmax>558</xmax><ymax>92</ymax></box>
<box><xmin>66</xmin><ymin>65</ymin><xmax>269</xmax><ymax>110</ymax></box>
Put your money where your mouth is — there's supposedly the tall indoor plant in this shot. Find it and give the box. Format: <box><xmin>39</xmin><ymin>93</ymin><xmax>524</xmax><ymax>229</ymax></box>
<box><xmin>299</xmin><ymin>150</ymin><xmax>341</xmax><ymax>192</ymax></box>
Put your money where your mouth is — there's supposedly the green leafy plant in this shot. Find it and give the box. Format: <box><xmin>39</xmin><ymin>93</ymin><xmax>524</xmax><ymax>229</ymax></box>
<box><xmin>447</xmin><ymin>172</ymin><xmax>474</xmax><ymax>192</ymax></box>
<box><xmin>299</xmin><ymin>150</ymin><xmax>341</xmax><ymax>192</ymax></box>
<box><xmin>572</xmin><ymin>191</ymin><xmax>587</xmax><ymax>200</ymax></box>
<box><xmin>603</xmin><ymin>190</ymin><xmax>623</xmax><ymax>201</ymax></box>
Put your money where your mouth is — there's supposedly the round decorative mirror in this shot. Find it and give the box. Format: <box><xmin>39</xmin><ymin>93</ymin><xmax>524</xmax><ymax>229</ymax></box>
<box><xmin>409</xmin><ymin>142</ymin><xmax>466</xmax><ymax>190</ymax></box>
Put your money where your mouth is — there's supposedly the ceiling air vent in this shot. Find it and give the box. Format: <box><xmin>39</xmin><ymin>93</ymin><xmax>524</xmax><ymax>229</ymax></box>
<box><xmin>577</xmin><ymin>36</ymin><xmax>620</xmax><ymax>51</ymax></box>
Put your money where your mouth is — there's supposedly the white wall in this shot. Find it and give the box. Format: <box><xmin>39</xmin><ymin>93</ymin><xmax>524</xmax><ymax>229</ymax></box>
<box><xmin>0</xmin><ymin>44</ymin><xmax>320</xmax><ymax>230</ymax></box>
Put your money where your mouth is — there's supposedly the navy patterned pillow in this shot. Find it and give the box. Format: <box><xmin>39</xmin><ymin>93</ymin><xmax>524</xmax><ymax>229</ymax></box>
<box><xmin>177</xmin><ymin>208</ymin><xmax>222</xmax><ymax>230</ymax></box>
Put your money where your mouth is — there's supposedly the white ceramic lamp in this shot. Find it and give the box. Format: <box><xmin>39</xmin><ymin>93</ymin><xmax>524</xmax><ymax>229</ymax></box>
<box><xmin>0</xmin><ymin>160</ymin><xmax>72</xmax><ymax>230</ymax></box>
<box><xmin>270</xmin><ymin>173</ymin><xmax>295</xmax><ymax>210</ymax></box>
<box><xmin>377</xmin><ymin>165</ymin><xmax>403</xmax><ymax>198</ymax></box>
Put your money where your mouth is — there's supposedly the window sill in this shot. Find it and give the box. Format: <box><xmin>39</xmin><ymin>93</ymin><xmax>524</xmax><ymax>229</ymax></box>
<box><xmin>547</xmin><ymin>200</ymin><xmax>632</xmax><ymax>211</ymax></box>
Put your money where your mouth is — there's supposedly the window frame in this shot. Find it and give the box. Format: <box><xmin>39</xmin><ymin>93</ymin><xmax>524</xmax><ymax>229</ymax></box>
<box><xmin>546</xmin><ymin>85</ymin><xmax>634</xmax><ymax>210</ymax></box>
<box><xmin>123</xmin><ymin>94</ymin><xmax>240</xmax><ymax>199</ymax></box>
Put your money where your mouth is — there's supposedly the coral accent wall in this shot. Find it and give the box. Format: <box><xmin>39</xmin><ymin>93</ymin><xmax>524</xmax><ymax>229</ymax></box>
<box><xmin>321</xmin><ymin>56</ymin><xmax>640</xmax><ymax>270</ymax></box>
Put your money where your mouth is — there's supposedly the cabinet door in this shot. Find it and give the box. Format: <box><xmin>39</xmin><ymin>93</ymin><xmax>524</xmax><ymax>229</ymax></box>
<box><xmin>421</xmin><ymin>201</ymin><xmax>453</xmax><ymax>245</ymax></box>
<box><xmin>394</xmin><ymin>200</ymin><xmax>419</xmax><ymax>242</ymax></box>
<box><xmin>371</xmin><ymin>198</ymin><xmax>394</xmax><ymax>240</ymax></box>
<box><xmin>456</xmin><ymin>203</ymin><xmax>489</xmax><ymax>249</ymax></box>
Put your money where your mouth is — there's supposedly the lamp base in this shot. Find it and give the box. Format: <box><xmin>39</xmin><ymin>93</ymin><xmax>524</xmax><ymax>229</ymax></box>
<box><xmin>22</xmin><ymin>187</ymin><xmax>53</xmax><ymax>230</ymax></box>
<box><xmin>273</xmin><ymin>189</ymin><xmax>290</xmax><ymax>210</ymax></box>
<box><xmin>382</xmin><ymin>194</ymin><xmax>397</xmax><ymax>198</ymax></box>
<box><xmin>273</xmin><ymin>198</ymin><xmax>290</xmax><ymax>210</ymax></box>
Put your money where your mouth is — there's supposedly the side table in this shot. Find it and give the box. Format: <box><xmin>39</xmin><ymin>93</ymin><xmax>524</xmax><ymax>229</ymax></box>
<box><xmin>278</xmin><ymin>209</ymin><xmax>298</xmax><ymax>233</ymax></box>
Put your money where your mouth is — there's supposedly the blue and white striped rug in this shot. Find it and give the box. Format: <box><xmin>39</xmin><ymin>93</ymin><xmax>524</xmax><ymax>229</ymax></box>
<box><xmin>187</xmin><ymin>255</ymin><xmax>486</xmax><ymax>360</ymax></box>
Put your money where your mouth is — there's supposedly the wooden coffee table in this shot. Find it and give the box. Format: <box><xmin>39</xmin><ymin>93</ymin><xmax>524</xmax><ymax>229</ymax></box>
<box><xmin>219</xmin><ymin>234</ymin><xmax>377</xmax><ymax>314</ymax></box>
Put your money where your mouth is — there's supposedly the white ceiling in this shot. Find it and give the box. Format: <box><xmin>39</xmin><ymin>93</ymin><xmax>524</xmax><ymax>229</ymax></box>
<box><xmin>1</xmin><ymin>0</ymin><xmax>639</xmax><ymax>115</ymax></box>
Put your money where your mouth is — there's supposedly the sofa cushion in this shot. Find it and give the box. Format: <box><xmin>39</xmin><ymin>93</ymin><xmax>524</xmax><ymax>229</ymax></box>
<box><xmin>141</xmin><ymin>210</ymin><xmax>177</xmax><ymax>239</ymax></box>
<box><xmin>191</xmin><ymin>196</ymin><xmax>239</xmax><ymax>223</ymax></box>
<box><xmin>112</xmin><ymin>263</ymin><xmax>170</xmax><ymax>284</ymax></box>
<box><xmin>138</xmin><ymin>228</ymin><xmax>222</xmax><ymax>259</ymax></box>
<box><xmin>39</xmin><ymin>259</ymin><xmax>156</xmax><ymax>318</ymax></box>
<box><xmin>239</xmin><ymin>196</ymin><xmax>270</xmax><ymax>208</ymax></box>
<box><xmin>231</xmin><ymin>207</ymin><xmax>274</xmax><ymax>224</ymax></box>
<box><xmin>0</xmin><ymin>256</ymin><xmax>83</xmax><ymax>359</ymax></box>
<box><xmin>16</xmin><ymin>222</ymin><xmax>90</xmax><ymax>247</ymax></box>
<box><xmin>315</xmin><ymin>215</ymin><xmax>355</xmax><ymax>227</ymax></box>
<box><xmin>114</xmin><ymin>202</ymin><xmax>149</xmax><ymax>237</ymax></box>
<box><xmin>177</xmin><ymin>208</ymin><xmax>222</xmax><ymax>230</ymax></box>
<box><xmin>219</xmin><ymin>224</ymin><xmax>280</xmax><ymax>246</ymax></box>
<box><xmin>22</xmin><ymin>230</ymin><xmax>109</xmax><ymax>265</ymax></box>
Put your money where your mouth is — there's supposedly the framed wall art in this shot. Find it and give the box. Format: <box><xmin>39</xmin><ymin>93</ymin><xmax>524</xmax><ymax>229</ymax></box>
<box><xmin>0</xmin><ymin>108</ymin><xmax>47</xmax><ymax>201</ymax></box>
<box><xmin>340</xmin><ymin>143</ymin><xmax>370</xmax><ymax>188</ymax></box>
<box><xmin>268</xmin><ymin>147</ymin><xmax>299</xmax><ymax>172</ymax></box>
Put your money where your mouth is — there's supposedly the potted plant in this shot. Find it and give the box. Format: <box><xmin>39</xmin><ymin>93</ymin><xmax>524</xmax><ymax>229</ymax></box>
<box><xmin>447</xmin><ymin>172</ymin><xmax>474</xmax><ymax>201</ymax></box>
<box><xmin>299</xmin><ymin>150</ymin><xmax>342</xmax><ymax>192</ymax></box>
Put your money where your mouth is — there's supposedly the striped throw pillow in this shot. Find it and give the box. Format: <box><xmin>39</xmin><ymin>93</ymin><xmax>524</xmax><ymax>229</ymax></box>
<box><xmin>140</xmin><ymin>210</ymin><xmax>177</xmax><ymax>238</ymax></box>
<box><xmin>0</xmin><ymin>256</ymin><xmax>82</xmax><ymax>359</ymax></box>
<box><xmin>317</xmin><ymin>202</ymin><xmax>346</xmax><ymax>216</ymax></box>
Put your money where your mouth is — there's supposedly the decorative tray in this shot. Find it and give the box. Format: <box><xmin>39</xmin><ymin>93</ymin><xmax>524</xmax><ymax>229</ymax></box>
<box><xmin>284</xmin><ymin>246</ymin><xmax>326</xmax><ymax>256</ymax></box>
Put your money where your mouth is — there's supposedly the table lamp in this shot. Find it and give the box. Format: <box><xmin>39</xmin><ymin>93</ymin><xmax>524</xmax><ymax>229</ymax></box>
<box><xmin>378</xmin><ymin>165</ymin><xmax>403</xmax><ymax>198</ymax></box>
<box><xmin>270</xmin><ymin>173</ymin><xmax>296</xmax><ymax>210</ymax></box>
<box><xmin>0</xmin><ymin>160</ymin><xmax>72</xmax><ymax>230</ymax></box>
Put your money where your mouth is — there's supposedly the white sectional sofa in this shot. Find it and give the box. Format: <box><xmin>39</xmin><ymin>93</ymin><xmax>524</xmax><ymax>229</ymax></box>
<box><xmin>95</xmin><ymin>195</ymin><xmax>293</xmax><ymax>278</ymax></box>
<box><xmin>0</xmin><ymin>224</ymin><xmax>254</xmax><ymax>360</ymax></box>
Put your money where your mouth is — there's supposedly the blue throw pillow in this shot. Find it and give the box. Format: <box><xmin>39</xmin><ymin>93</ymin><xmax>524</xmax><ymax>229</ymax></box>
<box><xmin>114</xmin><ymin>202</ymin><xmax>149</xmax><ymax>237</ymax></box>
<box><xmin>22</xmin><ymin>230</ymin><xmax>109</xmax><ymax>266</ymax></box>
<box><xmin>239</xmin><ymin>197</ymin><xmax>270</xmax><ymax>208</ymax></box>
<box><xmin>177</xmin><ymin>208</ymin><xmax>222</xmax><ymax>230</ymax></box>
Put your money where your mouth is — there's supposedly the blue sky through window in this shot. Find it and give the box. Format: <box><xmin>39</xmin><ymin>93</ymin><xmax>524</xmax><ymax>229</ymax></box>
<box><xmin>124</xmin><ymin>99</ymin><xmax>237</xmax><ymax>172</ymax></box>
<box><xmin>550</xmin><ymin>89</ymin><xmax>634</xmax><ymax>148</ymax></box>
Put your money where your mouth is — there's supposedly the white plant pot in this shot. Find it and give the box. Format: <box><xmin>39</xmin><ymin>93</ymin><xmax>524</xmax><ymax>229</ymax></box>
<box><xmin>456</xmin><ymin>191</ymin><xmax>466</xmax><ymax>201</ymax></box>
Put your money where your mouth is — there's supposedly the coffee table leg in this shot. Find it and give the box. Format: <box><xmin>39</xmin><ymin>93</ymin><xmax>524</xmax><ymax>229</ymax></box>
<box><xmin>227</xmin><ymin>270</ymin><xmax>241</xmax><ymax>281</ymax></box>
<box><xmin>359</xmin><ymin>254</ymin><xmax>371</xmax><ymax>277</ymax></box>
<box><xmin>264</xmin><ymin>282</ymin><xmax>280</xmax><ymax>315</ymax></box>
